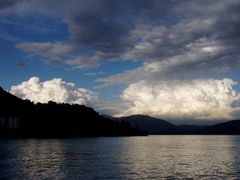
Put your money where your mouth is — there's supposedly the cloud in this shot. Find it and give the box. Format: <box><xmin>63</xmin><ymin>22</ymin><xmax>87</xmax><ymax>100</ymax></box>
<box><xmin>85</xmin><ymin>72</ymin><xmax>105</xmax><ymax>76</ymax></box>
<box><xmin>97</xmin><ymin>44</ymin><xmax>227</xmax><ymax>85</ymax></box>
<box><xmin>2</xmin><ymin>0</ymin><xmax>240</xmax><ymax>117</ymax></box>
<box><xmin>97</xmin><ymin>37</ymin><xmax>234</xmax><ymax>85</ymax></box>
<box><xmin>117</xmin><ymin>78</ymin><xmax>240</xmax><ymax>121</ymax></box>
<box><xmin>12</xmin><ymin>0</ymin><xmax>170</xmax><ymax>67</ymax></box>
<box><xmin>0</xmin><ymin>0</ymin><xmax>22</xmax><ymax>10</ymax></box>
<box><xmin>8</xmin><ymin>0</ymin><xmax>240</xmax><ymax>73</ymax></box>
<box><xmin>97</xmin><ymin>0</ymin><xmax>240</xmax><ymax>85</ymax></box>
<box><xmin>4</xmin><ymin>1</ymin><xmax>167</xmax><ymax>62</ymax></box>
<box><xmin>29</xmin><ymin>0</ymin><xmax>174</xmax><ymax>54</ymax></box>
<box><xmin>2</xmin><ymin>0</ymin><xmax>240</xmax><ymax>123</ymax></box>
<box><xmin>10</xmin><ymin>77</ymin><xmax>100</xmax><ymax>107</ymax></box>
<box><xmin>16</xmin><ymin>42</ymin><xmax>100</xmax><ymax>68</ymax></box>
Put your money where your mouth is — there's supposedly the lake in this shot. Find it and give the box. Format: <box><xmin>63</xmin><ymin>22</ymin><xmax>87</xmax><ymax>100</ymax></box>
<box><xmin>0</xmin><ymin>136</ymin><xmax>240</xmax><ymax>179</ymax></box>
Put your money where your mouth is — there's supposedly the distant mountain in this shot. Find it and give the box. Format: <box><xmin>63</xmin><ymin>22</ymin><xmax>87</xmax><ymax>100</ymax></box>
<box><xmin>113</xmin><ymin>115</ymin><xmax>175</xmax><ymax>134</ymax></box>
<box><xmin>112</xmin><ymin>114</ymin><xmax>240</xmax><ymax>135</ymax></box>
<box><xmin>0</xmin><ymin>87</ymin><xmax>146</xmax><ymax>138</ymax></box>
<box><xmin>202</xmin><ymin>120</ymin><xmax>240</xmax><ymax>134</ymax></box>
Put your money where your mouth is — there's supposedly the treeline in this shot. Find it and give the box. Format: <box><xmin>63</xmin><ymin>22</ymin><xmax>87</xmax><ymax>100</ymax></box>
<box><xmin>0</xmin><ymin>87</ymin><xmax>146</xmax><ymax>138</ymax></box>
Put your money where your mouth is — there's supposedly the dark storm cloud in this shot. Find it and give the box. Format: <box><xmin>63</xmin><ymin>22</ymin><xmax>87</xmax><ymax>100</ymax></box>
<box><xmin>13</xmin><ymin>0</ymin><xmax>178</xmax><ymax>66</ymax></box>
<box><xmin>127</xmin><ymin>0</ymin><xmax>240</xmax><ymax>60</ymax></box>
<box><xmin>9</xmin><ymin>0</ymin><xmax>240</xmax><ymax>72</ymax></box>
<box><xmin>64</xmin><ymin>0</ymin><xmax>176</xmax><ymax>55</ymax></box>
<box><xmin>68</xmin><ymin>12</ymin><xmax>132</xmax><ymax>53</ymax></box>
<box><xmin>96</xmin><ymin>0</ymin><xmax>240</xmax><ymax>84</ymax></box>
<box><xmin>0</xmin><ymin>0</ymin><xmax>21</xmax><ymax>9</ymax></box>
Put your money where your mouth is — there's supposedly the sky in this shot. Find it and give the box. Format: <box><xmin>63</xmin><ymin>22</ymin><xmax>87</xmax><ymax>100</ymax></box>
<box><xmin>0</xmin><ymin>0</ymin><xmax>240</xmax><ymax>124</ymax></box>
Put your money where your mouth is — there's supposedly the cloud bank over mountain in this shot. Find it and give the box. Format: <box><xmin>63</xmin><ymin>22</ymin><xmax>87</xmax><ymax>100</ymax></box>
<box><xmin>1</xmin><ymin>0</ymin><xmax>240</xmax><ymax>122</ymax></box>
<box><xmin>117</xmin><ymin>79</ymin><xmax>240</xmax><ymax>121</ymax></box>
<box><xmin>10</xmin><ymin>77</ymin><xmax>99</xmax><ymax>107</ymax></box>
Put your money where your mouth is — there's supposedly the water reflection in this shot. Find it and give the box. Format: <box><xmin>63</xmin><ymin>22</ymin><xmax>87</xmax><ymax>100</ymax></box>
<box><xmin>18</xmin><ymin>139</ymin><xmax>66</xmax><ymax>179</ymax></box>
<box><xmin>0</xmin><ymin>136</ymin><xmax>240</xmax><ymax>179</ymax></box>
<box><xmin>117</xmin><ymin>136</ymin><xmax>240</xmax><ymax>179</ymax></box>
<box><xmin>0</xmin><ymin>139</ymin><xmax>65</xmax><ymax>179</ymax></box>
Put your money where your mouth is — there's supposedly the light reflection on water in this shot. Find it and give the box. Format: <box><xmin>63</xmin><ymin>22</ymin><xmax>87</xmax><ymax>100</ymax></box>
<box><xmin>0</xmin><ymin>136</ymin><xmax>240</xmax><ymax>179</ymax></box>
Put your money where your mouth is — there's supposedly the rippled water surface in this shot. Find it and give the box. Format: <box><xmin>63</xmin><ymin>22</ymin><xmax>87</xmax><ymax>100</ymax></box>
<box><xmin>1</xmin><ymin>136</ymin><xmax>240</xmax><ymax>179</ymax></box>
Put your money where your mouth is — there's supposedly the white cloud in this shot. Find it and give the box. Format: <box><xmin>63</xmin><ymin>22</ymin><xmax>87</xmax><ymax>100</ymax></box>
<box><xmin>117</xmin><ymin>78</ymin><xmax>240</xmax><ymax>121</ymax></box>
<box><xmin>10</xmin><ymin>77</ymin><xmax>99</xmax><ymax>106</ymax></box>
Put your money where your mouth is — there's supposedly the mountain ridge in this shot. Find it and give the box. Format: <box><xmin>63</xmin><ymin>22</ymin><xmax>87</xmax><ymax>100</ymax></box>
<box><xmin>0</xmin><ymin>87</ymin><xmax>146</xmax><ymax>138</ymax></box>
<box><xmin>1</xmin><ymin>86</ymin><xmax>240</xmax><ymax>136</ymax></box>
<box><xmin>110</xmin><ymin>114</ymin><xmax>175</xmax><ymax>134</ymax></box>
<box><xmin>110</xmin><ymin>114</ymin><xmax>240</xmax><ymax>135</ymax></box>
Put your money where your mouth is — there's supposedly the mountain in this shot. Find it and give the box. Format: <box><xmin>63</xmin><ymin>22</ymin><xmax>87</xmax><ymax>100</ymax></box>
<box><xmin>1</xmin><ymin>86</ymin><xmax>240</xmax><ymax>136</ymax></box>
<box><xmin>112</xmin><ymin>114</ymin><xmax>240</xmax><ymax>135</ymax></box>
<box><xmin>113</xmin><ymin>115</ymin><xmax>175</xmax><ymax>134</ymax></box>
<box><xmin>0</xmin><ymin>87</ymin><xmax>146</xmax><ymax>138</ymax></box>
<box><xmin>201</xmin><ymin>120</ymin><xmax>240</xmax><ymax>134</ymax></box>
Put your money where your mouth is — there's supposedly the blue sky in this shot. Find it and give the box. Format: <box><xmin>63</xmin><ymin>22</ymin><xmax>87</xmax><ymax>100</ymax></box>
<box><xmin>1</xmin><ymin>0</ymin><xmax>240</xmax><ymax>123</ymax></box>
<box><xmin>0</xmin><ymin>12</ymin><xmax>143</xmax><ymax>100</ymax></box>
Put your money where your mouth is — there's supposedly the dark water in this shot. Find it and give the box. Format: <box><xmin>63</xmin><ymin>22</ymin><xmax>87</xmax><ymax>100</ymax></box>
<box><xmin>0</xmin><ymin>136</ymin><xmax>240</xmax><ymax>179</ymax></box>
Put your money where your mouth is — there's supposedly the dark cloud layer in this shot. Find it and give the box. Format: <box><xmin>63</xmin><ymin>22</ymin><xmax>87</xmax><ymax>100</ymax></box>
<box><xmin>9</xmin><ymin>0</ymin><xmax>178</xmax><ymax>66</ymax></box>
<box><xmin>96</xmin><ymin>0</ymin><xmax>240</xmax><ymax>84</ymax></box>
<box><xmin>66</xmin><ymin>0</ymin><xmax>176</xmax><ymax>53</ymax></box>
<box><xmin>3</xmin><ymin>0</ymin><xmax>240</xmax><ymax>74</ymax></box>
<box><xmin>0</xmin><ymin>0</ymin><xmax>21</xmax><ymax>10</ymax></box>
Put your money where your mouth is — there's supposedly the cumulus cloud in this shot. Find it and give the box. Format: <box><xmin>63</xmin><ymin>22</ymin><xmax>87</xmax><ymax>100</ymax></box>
<box><xmin>117</xmin><ymin>78</ymin><xmax>240</xmax><ymax>121</ymax></box>
<box><xmin>10</xmin><ymin>77</ymin><xmax>99</xmax><ymax>106</ymax></box>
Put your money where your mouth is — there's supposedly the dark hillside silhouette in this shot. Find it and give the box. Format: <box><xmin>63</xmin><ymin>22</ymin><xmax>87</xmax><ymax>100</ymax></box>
<box><xmin>1</xmin><ymin>86</ymin><xmax>240</xmax><ymax>137</ymax></box>
<box><xmin>115</xmin><ymin>115</ymin><xmax>175</xmax><ymax>134</ymax></box>
<box><xmin>112</xmin><ymin>114</ymin><xmax>240</xmax><ymax>135</ymax></box>
<box><xmin>201</xmin><ymin>120</ymin><xmax>240</xmax><ymax>134</ymax></box>
<box><xmin>0</xmin><ymin>87</ymin><xmax>146</xmax><ymax>138</ymax></box>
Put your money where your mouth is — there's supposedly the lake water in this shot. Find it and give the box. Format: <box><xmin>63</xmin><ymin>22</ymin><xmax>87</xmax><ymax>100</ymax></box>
<box><xmin>0</xmin><ymin>136</ymin><xmax>240</xmax><ymax>179</ymax></box>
